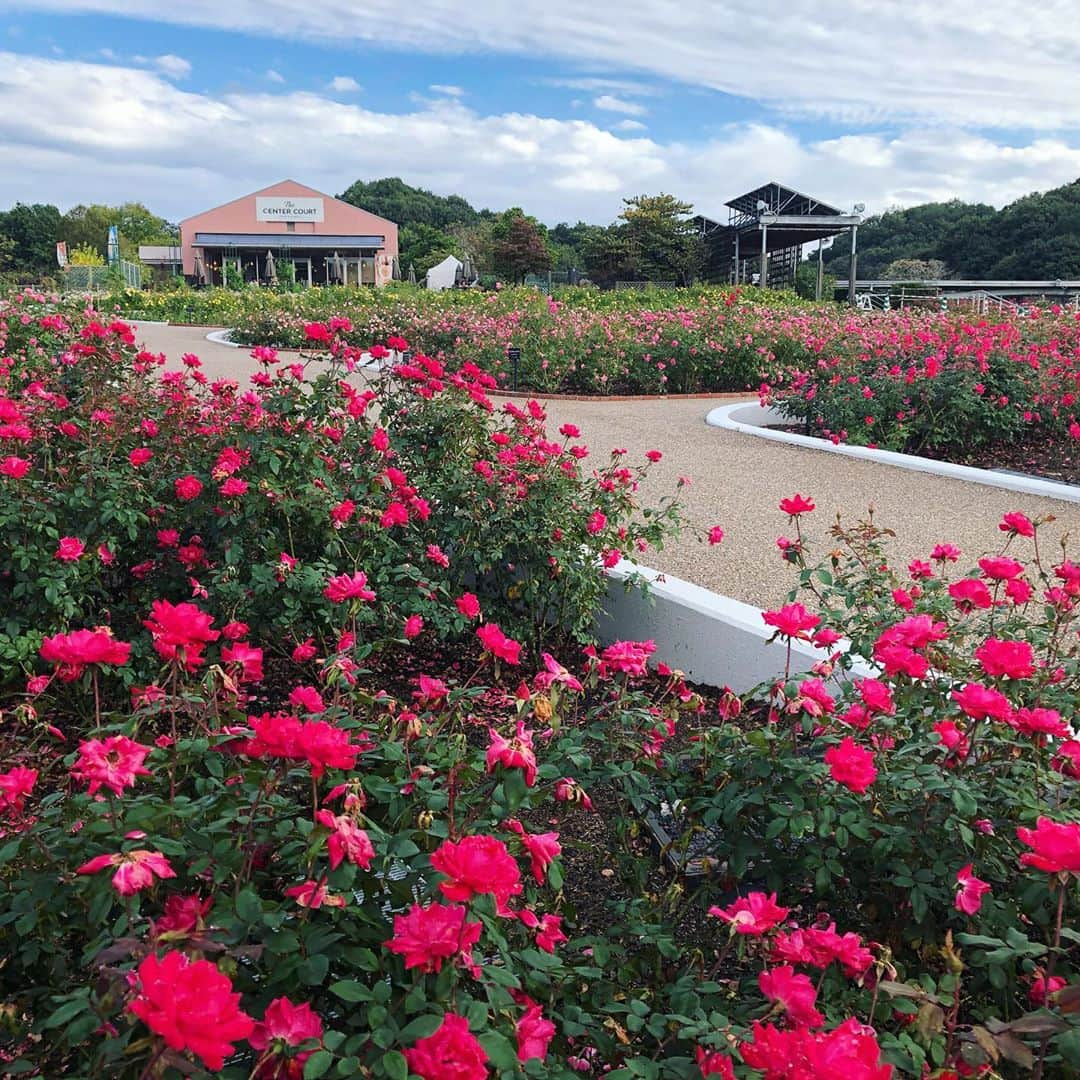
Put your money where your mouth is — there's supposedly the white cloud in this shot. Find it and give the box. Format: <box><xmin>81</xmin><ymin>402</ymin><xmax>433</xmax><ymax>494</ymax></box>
<box><xmin>593</xmin><ymin>93</ymin><xmax>646</xmax><ymax>116</ymax></box>
<box><xmin>153</xmin><ymin>53</ymin><xmax>191</xmax><ymax>79</ymax></box>
<box><xmin>543</xmin><ymin>75</ymin><xmax>658</xmax><ymax>97</ymax></box>
<box><xmin>265</xmin><ymin>68</ymin><xmax>285</xmax><ymax>83</ymax></box>
<box><xmin>429</xmin><ymin>83</ymin><xmax>464</xmax><ymax>96</ymax></box>
<box><xmin>328</xmin><ymin>74</ymin><xmax>360</xmax><ymax>92</ymax></box>
<box><xmin>1</xmin><ymin>52</ymin><xmax>1079</xmax><ymax>228</ymax></box>
<box><xmin>11</xmin><ymin>0</ymin><xmax>1080</xmax><ymax>129</ymax></box>
<box><xmin>615</xmin><ymin>118</ymin><xmax>645</xmax><ymax>131</ymax></box>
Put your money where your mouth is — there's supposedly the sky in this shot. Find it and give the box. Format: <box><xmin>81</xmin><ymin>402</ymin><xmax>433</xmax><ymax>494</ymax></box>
<box><xmin>1</xmin><ymin>1</ymin><xmax>1080</xmax><ymax>225</ymax></box>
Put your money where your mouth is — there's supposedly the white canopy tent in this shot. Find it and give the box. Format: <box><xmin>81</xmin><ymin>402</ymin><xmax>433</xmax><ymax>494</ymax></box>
<box><xmin>425</xmin><ymin>255</ymin><xmax>462</xmax><ymax>292</ymax></box>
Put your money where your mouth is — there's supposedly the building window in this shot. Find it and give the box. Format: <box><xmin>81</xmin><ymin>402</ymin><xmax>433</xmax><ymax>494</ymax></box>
<box><xmin>286</xmin><ymin>222</ymin><xmax>295</xmax><ymax>233</ymax></box>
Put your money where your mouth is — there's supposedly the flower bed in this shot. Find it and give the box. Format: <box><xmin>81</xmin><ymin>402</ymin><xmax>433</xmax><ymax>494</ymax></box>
<box><xmin>107</xmin><ymin>287</ymin><xmax>1080</xmax><ymax>470</ymax></box>
<box><xmin>2</xmin><ymin>290</ymin><xmax>1080</xmax><ymax>1078</ymax></box>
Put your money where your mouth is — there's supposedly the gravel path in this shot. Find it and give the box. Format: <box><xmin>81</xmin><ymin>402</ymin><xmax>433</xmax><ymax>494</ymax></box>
<box><xmin>134</xmin><ymin>321</ymin><xmax>1080</xmax><ymax>609</ymax></box>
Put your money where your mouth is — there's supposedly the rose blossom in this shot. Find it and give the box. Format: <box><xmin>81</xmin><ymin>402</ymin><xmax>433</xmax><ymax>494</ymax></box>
<box><xmin>129</xmin><ymin>951</ymin><xmax>254</xmax><ymax>1071</ymax></box>
<box><xmin>404</xmin><ymin>1014</ymin><xmax>487</xmax><ymax>1080</ymax></box>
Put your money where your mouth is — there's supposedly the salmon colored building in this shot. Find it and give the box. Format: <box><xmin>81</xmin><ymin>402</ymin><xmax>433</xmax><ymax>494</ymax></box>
<box><xmin>178</xmin><ymin>180</ymin><xmax>399</xmax><ymax>287</ymax></box>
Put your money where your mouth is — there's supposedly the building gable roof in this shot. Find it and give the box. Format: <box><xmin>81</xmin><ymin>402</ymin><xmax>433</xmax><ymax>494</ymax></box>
<box><xmin>179</xmin><ymin>179</ymin><xmax>397</xmax><ymax>229</ymax></box>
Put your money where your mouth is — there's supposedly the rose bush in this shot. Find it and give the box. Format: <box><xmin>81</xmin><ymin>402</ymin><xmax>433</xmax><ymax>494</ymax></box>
<box><xmin>105</xmin><ymin>285</ymin><xmax>1080</xmax><ymax>460</ymax></box>
<box><xmin>0</xmin><ymin>290</ymin><xmax>682</xmax><ymax>689</ymax></box>
<box><xmin>2</xmin><ymin>288</ymin><xmax>1079</xmax><ymax>1079</ymax></box>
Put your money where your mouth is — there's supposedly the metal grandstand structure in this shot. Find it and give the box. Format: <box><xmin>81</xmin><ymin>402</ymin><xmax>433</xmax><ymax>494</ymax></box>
<box><xmin>695</xmin><ymin>181</ymin><xmax>862</xmax><ymax>300</ymax></box>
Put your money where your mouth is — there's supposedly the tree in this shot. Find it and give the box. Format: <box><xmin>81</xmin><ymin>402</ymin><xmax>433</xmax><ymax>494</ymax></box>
<box><xmin>68</xmin><ymin>243</ymin><xmax>105</xmax><ymax>267</ymax></box>
<box><xmin>0</xmin><ymin>203</ymin><xmax>62</xmax><ymax>274</ymax></box>
<box><xmin>338</xmin><ymin>177</ymin><xmax>483</xmax><ymax>230</ymax></box>
<box><xmin>399</xmin><ymin>223</ymin><xmax>460</xmax><ymax>277</ymax></box>
<box><xmin>60</xmin><ymin>203</ymin><xmax>176</xmax><ymax>262</ymax></box>
<box><xmin>619</xmin><ymin>193</ymin><xmax>703</xmax><ymax>285</ymax></box>
<box><xmin>581</xmin><ymin>226</ymin><xmax>640</xmax><ymax>288</ymax></box>
<box><xmin>0</xmin><ymin>233</ymin><xmax>15</xmax><ymax>274</ymax></box>
<box><xmin>819</xmin><ymin>181</ymin><xmax>1080</xmax><ymax>280</ymax></box>
<box><xmin>489</xmin><ymin>214</ymin><xmax>552</xmax><ymax>283</ymax></box>
<box><xmin>548</xmin><ymin>221</ymin><xmax>591</xmax><ymax>273</ymax></box>
<box><xmin>794</xmin><ymin>261</ymin><xmax>836</xmax><ymax>301</ymax></box>
<box><xmin>881</xmin><ymin>258</ymin><xmax>948</xmax><ymax>280</ymax></box>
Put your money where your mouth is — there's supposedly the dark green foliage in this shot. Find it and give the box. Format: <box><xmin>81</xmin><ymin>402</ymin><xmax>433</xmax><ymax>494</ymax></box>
<box><xmin>0</xmin><ymin>202</ymin><xmax>63</xmax><ymax>275</ymax></box>
<box><xmin>823</xmin><ymin>179</ymin><xmax>1080</xmax><ymax>280</ymax></box>
<box><xmin>338</xmin><ymin>176</ymin><xmax>486</xmax><ymax>230</ymax></box>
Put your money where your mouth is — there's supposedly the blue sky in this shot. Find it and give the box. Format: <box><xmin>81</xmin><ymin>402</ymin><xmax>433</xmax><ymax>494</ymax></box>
<box><xmin>1</xmin><ymin>1</ymin><xmax>1079</xmax><ymax>224</ymax></box>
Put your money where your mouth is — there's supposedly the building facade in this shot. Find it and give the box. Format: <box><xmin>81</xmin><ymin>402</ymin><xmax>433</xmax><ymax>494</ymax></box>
<box><xmin>179</xmin><ymin>180</ymin><xmax>399</xmax><ymax>287</ymax></box>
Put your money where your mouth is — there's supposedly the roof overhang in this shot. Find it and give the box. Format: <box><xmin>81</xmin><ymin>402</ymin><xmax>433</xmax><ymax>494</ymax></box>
<box><xmin>193</xmin><ymin>233</ymin><xmax>385</xmax><ymax>248</ymax></box>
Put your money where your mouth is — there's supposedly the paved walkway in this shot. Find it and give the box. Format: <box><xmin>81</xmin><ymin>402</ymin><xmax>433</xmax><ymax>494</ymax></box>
<box><xmin>133</xmin><ymin>321</ymin><xmax>1080</xmax><ymax>609</ymax></box>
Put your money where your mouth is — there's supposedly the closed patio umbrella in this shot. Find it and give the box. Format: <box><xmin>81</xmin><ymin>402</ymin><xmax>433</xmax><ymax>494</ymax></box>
<box><xmin>265</xmin><ymin>249</ymin><xmax>277</xmax><ymax>284</ymax></box>
<box><xmin>392</xmin><ymin>256</ymin><xmax>401</xmax><ymax>281</ymax></box>
<box><xmin>193</xmin><ymin>251</ymin><xmax>206</xmax><ymax>285</ymax></box>
<box><xmin>408</xmin><ymin>263</ymin><xmax>417</xmax><ymax>286</ymax></box>
<box><xmin>330</xmin><ymin>251</ymin><xmax>346</xmax><ymax>285</ymax></box>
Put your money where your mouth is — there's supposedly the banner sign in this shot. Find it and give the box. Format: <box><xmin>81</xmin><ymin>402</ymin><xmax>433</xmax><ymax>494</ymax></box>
<box><xmin>55</xmin><ymin>241</ymin><xmax>68</xmax><ymax>267</ymax></box>
<box><xmin>255</xmin><ymin>197</ymin><xmax>325</xmax><ymax>222</ymax></box>
<box><xmin>107</xmin><ymin>225</ymin><xmax>119</xmax><ymax>265</ymax></box>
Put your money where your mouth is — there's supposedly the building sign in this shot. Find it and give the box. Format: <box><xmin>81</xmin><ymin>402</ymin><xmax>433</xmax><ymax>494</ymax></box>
<box><xmin>255</xmin><ymin>197</ymin><xmax>325</xmax><ymax>222</ymax></box>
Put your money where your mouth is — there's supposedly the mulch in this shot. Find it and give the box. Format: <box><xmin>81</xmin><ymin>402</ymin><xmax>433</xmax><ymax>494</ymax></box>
<box><xmin>769</xmin><ymin>425</ymin><xmax>1080</xmax><ymax>488</ymax></box>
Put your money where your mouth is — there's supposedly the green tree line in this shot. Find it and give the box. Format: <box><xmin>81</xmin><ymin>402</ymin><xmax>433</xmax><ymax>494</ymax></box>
<box><xmin>0</xmin><ymin>202</ymin><xmax>177</xmax><ymax>279</ymax></box>
<box><xmin>821</xmin><ymin>179</ymin><xmax>1080</xmax><ymax>280</ymax></box>
<box><xmin>6</xmin><ymin>176</ymin><xmax>1080</xmax><ymax>287</ymax></box>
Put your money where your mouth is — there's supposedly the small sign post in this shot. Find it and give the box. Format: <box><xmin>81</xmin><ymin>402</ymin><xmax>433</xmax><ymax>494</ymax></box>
<box><xmin>507</xmin><ymin>346</ymin><xmax>521</xmax><ymax>392</ymax></box>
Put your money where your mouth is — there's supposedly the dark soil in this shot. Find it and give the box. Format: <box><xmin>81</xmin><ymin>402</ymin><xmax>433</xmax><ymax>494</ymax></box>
<box><xmin>919</xmin><ymin>431</ymin><xmax>1080</xmax><ymax>486</ymax></box>
<box><xmin>768</xmin><ymin>424</ymin><xmax>1080</xmax><ymax>486</ymax></box>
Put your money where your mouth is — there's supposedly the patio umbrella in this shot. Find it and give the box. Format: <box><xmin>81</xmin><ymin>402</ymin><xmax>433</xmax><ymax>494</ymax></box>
<box><xmin>392</xmin><ymin>256</ymin><xmax>401</xmax><ymax>281</ymax></box>
<box><xmin>330</xmin><ymin>251</ymin><xmax>345</xmax><ymax>285</ymax></box>
<box><xmin>408</xmin><ymin>263</ymin><xmax>417</xmax><ymax>286</ymax></box>
<box><xmin>265</xmin><ymin>249</ymin><xmax>277</xmax><ymax>284</ymax></box>
<box><xmin>193</xmin><ymin>251</ymin><xmax>206</xmax><ymax>285</ymax></box>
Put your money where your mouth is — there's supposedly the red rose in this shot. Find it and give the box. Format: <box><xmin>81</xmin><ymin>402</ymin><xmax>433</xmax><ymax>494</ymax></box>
<box><xmin>128</xmin><ymin>951</ymin><xmax>254</xmax><ymax>1071</ymax></box>
<box><xmin>404</xmin><ymin>1013</ymin><xmax>488</xmax><ymax>1080</ymax></box>
<box><xmin>174</xmin><ymin>475</ymin><xmax>203</xmax><ymax>501</ymax></box>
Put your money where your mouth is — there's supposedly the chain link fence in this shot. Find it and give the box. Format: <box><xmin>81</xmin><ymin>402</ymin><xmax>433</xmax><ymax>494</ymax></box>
<box><xmin>62</xmin><ymin>260</ymin><xmax>142</xmax><ymax>291</ymax></box>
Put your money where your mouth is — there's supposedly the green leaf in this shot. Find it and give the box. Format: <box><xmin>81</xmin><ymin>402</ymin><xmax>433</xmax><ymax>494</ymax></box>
<box><xmin>478</xmin><ymin>1032</ymin><xmax>519</xmax><ymax>1071</ymax></box>
<box><xmin>235</xmin><ymin>887</ymin><xmax>262</xmax><ymax>923</ymax></box>
<box><xmin>382</xmin><ymin>1050</ymin><xmax>408</xmax><ymax>1080</ymax></box>
<box><xmin>304</xmin><ymin>1050</ymin><xmax>333</xmax><ymax>1079</ymax></box>
<box><xmin>397</xmin><ymin>1015</ymin><xmax>443</xmax><ymax>1043</ymax></box>
<box><xmin>43</xmin><ymin>998</ymin><xmax>88</xmax><ymax>1029</ymax></box>
<box><xmin>299</xmin><ymin>953</ymin><xmax>330</xmax><ymax>985</ymax></box>
<box><xmin>330</xmin><ymin>980</ymin><xmax>371</xmax><ymax>1003</ymax></box>
<box><xmin>1056</xmin><ymin>1027</ymin><xmax>1080</xmax><ymax>1066</ymax></box>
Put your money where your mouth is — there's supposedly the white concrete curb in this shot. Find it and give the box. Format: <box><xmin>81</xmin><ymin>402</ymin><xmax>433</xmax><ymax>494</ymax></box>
<box><xmin>205</xmin><ymin>328</ymin><xmax>242</xmax><ymax>348</ymax></box>
<box><xmin>598</xmin><ymin>560</ymin><xmax>873</xmax><ymax>692</ymax></box>
<box><xmin>127</xmin><ymin>319</ymin><xmax>170</xmax><ymax>326</ymax></box>
<box><xmin>203</xmin><ymin>328</ymin><xmax>392</xmax><ymax>371</ymax></box>
<box><xmin>707</xmin><ymin>401</ymin><xmax>1080</xmax><ymax>504</ymax></box>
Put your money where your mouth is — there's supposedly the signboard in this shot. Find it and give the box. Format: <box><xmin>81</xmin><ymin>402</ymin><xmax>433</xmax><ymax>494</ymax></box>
<box><xmin>256</xmin><ymin>197</ymin><xmax>325</xmax><ymax>222</ymax></box>
<box><xmin>107</xmin><ymin>225</ymin><xmax>119</xmax><ymax>265</ymax></box>
<box><xmin>55</xmin><ymin>242</ymin><xmax>68</xmax><ymax>267</ymax></box>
